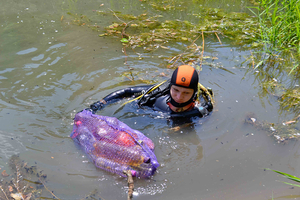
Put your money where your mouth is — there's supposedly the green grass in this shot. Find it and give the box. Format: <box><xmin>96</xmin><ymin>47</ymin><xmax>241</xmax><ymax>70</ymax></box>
<box><xmin>267</xmin><ymin>168</ymin><xmax>300</xmax><ymax>188</ymax></box>
<box><xmin>250</xmin><ymin>0</ymin><xmax>300</xmax><ymax>52</ymax></box>
<box><xmin>249</xmin><ymin>0</ymin><xmax>300</xmax><ymax>73</ymax></box>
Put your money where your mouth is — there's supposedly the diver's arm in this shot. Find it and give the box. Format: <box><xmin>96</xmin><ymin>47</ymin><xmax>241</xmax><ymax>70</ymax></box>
<box><xmin>90</xmin><ymin>85</ymin><xmax>154</xmax><ymax>113</ymax></box>
<box><xmin>169</xmin><ymin>106</ymin><xmax>209</xmax><ymax>118</ymax></box>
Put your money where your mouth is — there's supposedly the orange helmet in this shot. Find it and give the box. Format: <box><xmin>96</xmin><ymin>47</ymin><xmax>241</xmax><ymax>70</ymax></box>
<box><xmin>169</xmin><ymin>65</ymin><xmax>199</xmax><ymax>108</ymax></box>
<box><xmin>170</xmin><ymin>65</ymin><xmax>198</xmax><ymax>90</ymax></box>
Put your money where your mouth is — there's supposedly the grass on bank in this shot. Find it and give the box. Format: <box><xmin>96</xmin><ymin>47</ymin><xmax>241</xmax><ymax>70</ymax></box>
<box><xmin>249</xmin><ymin>0</ymin><xmax>300</xmax><ymax>73</ymax></box>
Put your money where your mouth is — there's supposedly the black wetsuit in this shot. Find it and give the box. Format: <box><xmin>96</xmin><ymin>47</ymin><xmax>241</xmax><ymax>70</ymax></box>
<box><xmin>90</xmin><ymin>80</ymin><xmax>213</xmax><ymax>119</ymax></box>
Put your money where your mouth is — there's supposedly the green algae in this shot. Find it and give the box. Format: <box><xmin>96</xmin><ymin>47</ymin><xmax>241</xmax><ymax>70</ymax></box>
<box><xmin>67</xmin><ymin>12</ymin><xmax>91</xmax><ymax>26</ymax></box>
<box><xmin>96</xmin><ymin>6</ymin><xmax>258</xmax><ymax>53</ymax></box>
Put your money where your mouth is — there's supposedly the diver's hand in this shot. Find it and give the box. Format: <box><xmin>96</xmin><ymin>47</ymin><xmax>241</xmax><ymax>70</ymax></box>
<box><xmin>90</xmin><ymin>101</ymin><xmax>104</xmax><ymax>112</ymax></box>
<box><xmin>203</xmin><ymin>101</ymin><xmax>213</xmax><ymax>112</ymax></box>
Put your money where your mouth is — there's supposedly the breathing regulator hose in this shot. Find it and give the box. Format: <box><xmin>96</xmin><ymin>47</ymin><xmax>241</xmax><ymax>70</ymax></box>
<box><xmin>122</xmin><ymin>80</ymin><xmax>167</xmax><ymax>107</ymax></box>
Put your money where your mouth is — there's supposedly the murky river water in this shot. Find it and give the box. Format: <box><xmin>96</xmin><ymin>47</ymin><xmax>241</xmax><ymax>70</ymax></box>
<box><xmin>1</xmin><ymin>0</ymin><xmax>300</xmax><ymax>199</ymax></box>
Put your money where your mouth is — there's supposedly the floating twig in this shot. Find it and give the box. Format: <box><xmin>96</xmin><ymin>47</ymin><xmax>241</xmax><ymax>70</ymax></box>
<box><xmin>108</xmin><ymin>8</ymin><xmax>126</xmax><ymax>24</ymax></box>
<box><xmin>168</xmin><ymin>53</ymin><xmax>184</xmax><ymax>67</ymax></box>
<box><xmin>123</xmin><ymin>170</ymin><xmax>134</xmax><ymax>200</ymax></box>
<box><xmin>214</xmin><ymin>32</ymin><xmax>222</xmax><ymax>45</ymax></box>
<box><xmin>250</xmin><ymin>50</ymin><xmax>255</xmax><ymax>69</ymax></box>
<box><xmin>199</xmin><ymin>30</ymin><xmax>205</xmax><ymax>74</ymax></box>
<box><xmin>189</xmin><ymin>34</ymin><xmax>202</xmax><ymax>47</ymax></box>
<box><xmin>0</xmin><ymin>186</ymin><xmax>9</xmax><ymax>200</ymax></box>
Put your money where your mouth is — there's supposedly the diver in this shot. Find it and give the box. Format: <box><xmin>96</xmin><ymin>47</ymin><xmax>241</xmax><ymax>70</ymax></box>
<box><xmin>89</xmin><ymin>65</ymin><xmax>213</xmax><ymax>119</ymax></box>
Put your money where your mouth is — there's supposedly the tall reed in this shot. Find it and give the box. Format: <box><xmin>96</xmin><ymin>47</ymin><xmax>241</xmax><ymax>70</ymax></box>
<box><xmin>249</xmin><ymin>0</ymin><xmax>300</xmax><ymax>73</ymax></box>
<box><xmin>251</xmin><ymin>0</ymin><xmax>300</xmax><ymax>51</ymax></box>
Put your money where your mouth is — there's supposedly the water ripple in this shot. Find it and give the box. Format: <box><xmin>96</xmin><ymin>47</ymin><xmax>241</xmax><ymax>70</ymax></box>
<box><xmin>16</xmin><ymin>47</ymin><xmax>37</xmax><ymax>55</ymax></box>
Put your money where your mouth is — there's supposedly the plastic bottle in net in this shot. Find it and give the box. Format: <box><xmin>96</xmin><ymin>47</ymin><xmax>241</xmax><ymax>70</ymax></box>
<box><xmin>70</xmin><ymin>109</ymin><xmax>159</xmax><ymax>178</ymax></box>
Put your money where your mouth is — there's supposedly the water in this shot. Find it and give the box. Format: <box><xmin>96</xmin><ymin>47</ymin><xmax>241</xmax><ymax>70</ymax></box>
<box><xmin>1</xmin><ymin>0</ymin><xmax>300</xmax><ymax>199</ymax></box>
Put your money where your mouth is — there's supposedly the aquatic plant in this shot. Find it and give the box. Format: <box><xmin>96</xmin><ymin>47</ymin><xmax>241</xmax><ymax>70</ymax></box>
<box><xmin>252</xmin><ymin>0</ymin><xmax>300</xmax><ymax>51</ymax></box>
<box><xmin>96</xmin><ymin>7</ymin><xmax>258</xmax><ymax>54</ymax></box>
<box><xmin>249</xmin><ymin>0</ymin><xmax>300</xmax><ymax>72</ymax></box>
<box><xmin>67</xmin><ymin>12</ymin><xmax>91</xmax><ymax>26</ymax></box>
<box><xmin>0</xmin><ymin>155</ymin><xmax>46</xmax><ymax>200</ymax></box>
<box><xmin>245</xmin><ymin>113</ymin><xmax>300</xmax><ymax>143</ymax></box>
<box><xmin>0</xmin><ymin>155</ymin><xmax>105</xmax><ymax>200</ymax></box>
<box><xmin>245</xmin><ymin>51</ymin><xmax>300</xmax><ymax>119</ymax></box>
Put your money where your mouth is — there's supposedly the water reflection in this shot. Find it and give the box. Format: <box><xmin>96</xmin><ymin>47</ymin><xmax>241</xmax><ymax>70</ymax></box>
<box><xmin>245</xmin><ymin>53</ymin><xmax>300</xmax><ymax>118</ymax></box>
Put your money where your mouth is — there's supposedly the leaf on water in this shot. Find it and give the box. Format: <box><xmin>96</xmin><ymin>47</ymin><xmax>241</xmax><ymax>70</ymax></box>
<box><xmin>11</xmin><ymin>193</ymin><xmax>23</xmax><ymax>200</ymax></box>
<box><xmin>195</xmin><ymin>65</ymin><xmax>201</xmax><ymax>71</ymax></box>
<box><xmin>160</xmin><ymin>46</ymin><xmax>169</xmax><ymax>49</ymax></box>
<box><xmin>24</xmin><ymin>193</ymin><xmax>32</xmax><ymax>200</ymax></box>
<box><xmin>284</xmin><ymin>120</ymin><xmax>296</xmax><ymax>125</ymax></box>
<box><xmin>181</xmin><ymin>37</ymin><xmax>188</xmax><ymax>41</ymax></box>
<box><xmin>160</xmin><ymin>72</ymin><xmax>167</xmax><ymax>77</ymax></box>
<box><xmin>120</xmin><ymin>38</ymin><xmax>129</xmax><ymax>43</ymax></box>
<box><xmin>1</xmin><ymin>170</ymin><xmax>9</xmax><ymax>177</ymax></box>
<box><xmin>254</xmin><ymin>60</ymin><xmax>264</xmax><ymax>69</ymax></box>
<box><xmin>267</xmin><ymin>168</ymin><xmax>300</xmax><ymax>183</ymax></box>
<box><xmin>8</xmin><ymin>185</ymin><xmax>13</xmax><ymax>192</ymax></box>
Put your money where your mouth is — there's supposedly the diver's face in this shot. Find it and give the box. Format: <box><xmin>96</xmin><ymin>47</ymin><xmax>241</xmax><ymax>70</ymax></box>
<box><xmin>170</xmin><ymin>85</ymin><xmax>194</xmax><ymax>104</ymax></box>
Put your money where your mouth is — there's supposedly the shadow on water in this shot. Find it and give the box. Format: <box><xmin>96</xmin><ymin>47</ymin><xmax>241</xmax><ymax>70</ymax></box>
<box><xmin>0</xmin><ymin>0</ymin><xmax>300</xmax><ymax>199</ymax></box>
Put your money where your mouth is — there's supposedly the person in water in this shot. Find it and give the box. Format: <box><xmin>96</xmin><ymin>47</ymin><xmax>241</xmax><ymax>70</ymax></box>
<box><xmin>89</xmin><ymin>65</ymin><xmax>213</xmax><ymax>118</ymax></box>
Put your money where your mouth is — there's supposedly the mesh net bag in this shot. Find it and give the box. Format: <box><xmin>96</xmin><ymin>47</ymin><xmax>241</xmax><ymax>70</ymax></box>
<box><xmin>70</xmin><ymin>109</ymin><xmax>159</xmax><ymax>178</ymax></box>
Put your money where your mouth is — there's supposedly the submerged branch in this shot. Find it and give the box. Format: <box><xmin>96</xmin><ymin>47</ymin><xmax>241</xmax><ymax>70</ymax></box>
<box><xmin>39</xmin><ymin>178</ymin><xmax>61</xmax><ymax>200</ymax></box>
<box><xmin>0</xmin><ymin>186</ymin><xmax>9</xmax><ymax>200</ymax></box>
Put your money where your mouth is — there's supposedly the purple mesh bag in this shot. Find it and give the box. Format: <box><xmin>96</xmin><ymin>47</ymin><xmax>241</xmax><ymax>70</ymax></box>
<box><xmin>70</xmin><ymin>109</ymin><xmax>159</xmax><ymax>178</ymax></box>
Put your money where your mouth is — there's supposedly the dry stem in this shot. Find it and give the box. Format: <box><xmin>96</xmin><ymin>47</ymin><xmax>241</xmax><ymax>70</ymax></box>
<box><xmin>214</xmin><ymin>32</ymin><xmax>222</xmax><ymax>45</ymax></box>
<box><xmin>199</xmin><ymin>30</ymin><xmax>205</xmax><ymax>74</ymax></box>
<box><xmin>250</xmin><ymin>50</ymin><xmax>255</xmax><ymax>68</ymax></box>
<box><xmin>0</xmin><ymin>186</ymin><xmax>9</xmax><ymax>200</ymax></box>
<box><xmin>123</xmin><ymin>170</ymin><xmax>134</xmax><ymax>200</ymax></box>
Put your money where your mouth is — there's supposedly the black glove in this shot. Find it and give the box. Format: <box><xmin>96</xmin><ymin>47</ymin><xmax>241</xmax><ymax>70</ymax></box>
<box><xmin>203</xmin><ymin>101</ymin><xmax>213</xmax><ymax>112</ymax></box>
<box><xmin>90</xmin><ymin>101</ymin><xmax>104</xmax><ymax>112</ymax></box>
